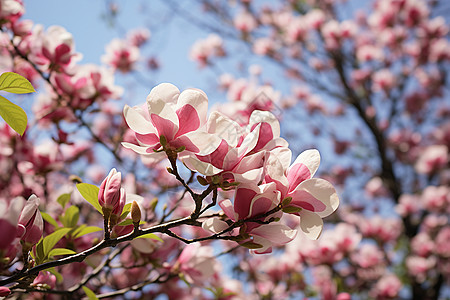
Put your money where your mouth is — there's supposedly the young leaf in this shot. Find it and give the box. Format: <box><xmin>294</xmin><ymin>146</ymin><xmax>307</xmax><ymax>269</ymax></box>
<box><xmin>57</xmin><ymin>193</ymin><xmax>71</xmax><ymax>208</ymax></box>
<box><xmin>119</xmin><ymin>202</ymin><xmax>132</xmax><ymax>220</ymax></box>
<box><xmin>41</xmin><ymin>212</ymin><xmax>59</xmax><ymax>229</ymax></box>
<box><xmin>72</xmin><ymin>225</ymin><xmax>102</xmax><ymax>239</ymax></box>
<box><xmin>76</xmin><ymin>183</ymin><xmax>102</xmax><ymax>214</ymax></box>
<box><xmin>0</xmin><ymin>95</ymin><xmax>27</xmax><ymax>136</ymax></box>
<box><xmin>48</xmin><ymin>248</ymin><xmax>77</xmax><ymax>257</ymax></box>
<box><xmin>0</xmin><ymin>72</ymin><xmax>36</xmax><ymax>94</ymax></box>
<box><xmin>135</xmin><ymin>233</ymin><xmax>163</xmax><ymax>242</ymax></box>
<box><xmin>82</xmin><ymin>286</ymin><xmax>99</xmax><ymax>300</ymax></box>
<box><xmin>62</xmin><ymin>205</ymin><xmax>79</xmax><ymax>228</ymax></box>
<box><xmin>42</xmin><ymin>228</ymin><xmax>72</xmax><ymax>259</ymax></box>
<box><xmin>116</xmin><ymin>219</ymin><xmax>145</xmax><ymax>227</ymax></box>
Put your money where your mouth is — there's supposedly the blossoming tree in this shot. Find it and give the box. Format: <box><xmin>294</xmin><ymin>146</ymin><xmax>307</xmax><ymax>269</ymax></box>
<box><xmin>0</xmin><ymin>0</ymin><xmax>448</xmax><ymax>299</ymax></box>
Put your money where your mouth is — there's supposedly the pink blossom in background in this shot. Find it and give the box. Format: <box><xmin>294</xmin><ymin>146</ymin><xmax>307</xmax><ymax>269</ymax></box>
<box><xmin>370</xmin><ymin>273</ymin><xmax>402</xmax><ymax>299</ymax></box>
<box><xmin>0</xmin><ymin>197</ymin><xmax>25</xmax><ymax>250</ymax></box>
<box><xmin>415</xmin><ymin>145</ymin><xmax>449</xmax><ymax>175</ymax></box>
<box><xmin>172</xmin><ymin>243</ymin><xmax>219</xmax><ymax>285</ymax></box>
<box><xmin>29</xmin><ymin>25</ymin><xmax>81</xmax><ymax>73</ymax></box>
<box><xmin>126</xmin><ymin>28</ymin><xmax>151</xmax><ymax>47</ymax></box>
<box><xmin>101</xmin><ymin>38</ymin><xmax>140</xmax><ymax>73</ymax></box>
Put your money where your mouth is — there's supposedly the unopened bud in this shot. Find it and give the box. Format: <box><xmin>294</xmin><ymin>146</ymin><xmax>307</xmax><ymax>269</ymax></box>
<box><xmin>131</xmin><ymin>201</ymin><xmax>141</xmax><ymax>226</ymax></box>
<box><xmin>197</xmin><ymin>176</ymin><xmax>208</xmax><ymax>186</ymax></box>
<box><xmin>69</xmin><ymin>175</ymin><xmax>82</xmax><ymax>184</ymax></box>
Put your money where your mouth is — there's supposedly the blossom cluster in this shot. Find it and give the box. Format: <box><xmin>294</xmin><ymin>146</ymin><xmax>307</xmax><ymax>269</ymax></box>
<box><xmin>123</xmin><ymin>82</ymin><xmax>339</xmax><ymax>253</ymax></box>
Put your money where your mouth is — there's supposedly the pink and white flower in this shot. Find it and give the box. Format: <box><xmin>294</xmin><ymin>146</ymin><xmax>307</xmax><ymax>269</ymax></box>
<box><xmin>183</xmin><ymin>110</ymin><xmax>286</xmax><ymax>184</ymax></box>
<box><xmin>264</xmin><ymin>149</ymin><xmax>339</xmax><ymax>239</ymax></box>
<box><xmin>122</xmin><ymin>83</ymin><xmax>221</xmax><ymax>161</ymax></box>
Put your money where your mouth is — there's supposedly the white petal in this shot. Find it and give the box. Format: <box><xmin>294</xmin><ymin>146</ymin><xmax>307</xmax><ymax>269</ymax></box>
<box><xmin>298</xmin><ymin>209</ymin><xmax>323</xmax><ymax>240</ymax></box>
<box><xmin>121</xmin><ymin>142</ymin><xmax>151</xmax><ymax>154</ymax></box>
<box><xmin>183</xmin><ymin>131</ymin><xmax>223</xmax><ymax>156</ymax></box>
<box><xmin>182</xmin><ymin>156</ymin><xmax>223</xmax><ymax>176</ymax></box>
<box><xmin>146</xmin><ymin>83</ymin><xmax>179</xmax><ymax>105</ymax></box>
<box><xmin>202</xmin><ymin>217</ymin><xmax>229</xmax><ymax>234</ymax></box>
<box><xmin>251</xmin><ymin>223</ymin><xmax>297</xmax><ymax>244</ymax></box>
<box><xmin>290</xmin><ymin>149</ymin><xmax>321</xmax><ymax>177</ymax></box>
<box><xmin>123</xmin><ymin>105</ymin><xmax>154</xmax><ymax>135</ymax></box>
<box><xmin>207</xmin><ymin>112</ymin><xmax>242</xmax><ymax>147</ymax></box>
<box><xmin>296</xmin><ymin>178</ymin><xmax>339</xmax><ymax>218</ymax></box>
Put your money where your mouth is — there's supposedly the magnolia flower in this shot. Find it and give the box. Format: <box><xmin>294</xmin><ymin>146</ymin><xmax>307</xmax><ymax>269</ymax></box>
<box><xmin>264</xmin><ymin>149</ymin><xmax>339</xmax><ymax>239</ymax></box>
<box><xmin>183</xmin><ymin>110</ymin><xmax>287</xmax><ymax>184</ymax></box>
<box><xmin>101</xmin><ymin>38</ymin><xmax>140</xmax><ymax>73</ymax></box>
<box><xmin>122</xmin><ymin>83</ymin><xmax>221</xmax><ymax>160</ymax></box>
<box><xmin>205</xmin><ymin>182</ymin><xmax>296</xmax><ymax>254</ymax></box>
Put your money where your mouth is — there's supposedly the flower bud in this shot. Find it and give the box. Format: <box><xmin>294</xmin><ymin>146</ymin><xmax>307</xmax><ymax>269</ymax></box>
<box><xmin>131</xmin><ymin>201</ymin><xmax>141</xmax><ymax>226</ymax></box>
<box><xmin>98</xmin><ymin>168</ymin><xmax>122</xmax><ymax>212</ymax></box>
<box><xmin>17</xmin><ymin>195</ymin><xmax>44</xmax><ymax>248</ymax></box>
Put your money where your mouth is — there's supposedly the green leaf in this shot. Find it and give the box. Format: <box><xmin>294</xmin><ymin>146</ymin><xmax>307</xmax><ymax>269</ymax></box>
<box><xmin>0</xmin><ymin>72</ymin><xmax>36</xmax><ymax>94</ymax></box>
<box><xmin>82</xmin><ymin>286</ymin><xmax>99</xmax><ymax>300</ymax></box>
<box><xmin>35</xmin><ymin>239</ymin><xmax>45</xmax><ymax>265</ymax></box>
<box><xmin>72</xmin><ymin>225</ymin><xmax>102</xmax><ymax>239</ymax></box>
<box><xmin>119</xmin><ymin>202</ymin><xmax>132</xmax><ymax>220</ymax></box>
<box><xmin>57</xmin><ymin>193</ymin><xmax>71</xmax><ymax>208</ymax></box>
<box><xmin>48</xmin><ymin>248</ymin><xmax>76</xmax><ymax>257</ymax></box>
<box><xmin>281</xmin><ymin>206</ymin><xmax>303</xmax><ymax>214</ymax></box>
<box><xmin>117</xmin><ymin>219</ymin><xmax>145</xmax><ymax>227</ymax></box>
<box><xmin>135</xmin><ymin>233</ymin><xmax>163</xmax><ymax>242</ymax></box>
<box><xmin>0</xmin><ymin>95</ymin><xmax>27</xmax><ymax>136</ymax></box>
<box><xmin>76</xmin><ymin>183</ymin><xmax>102</xmax><ymax>214</ymax></box>
<box><xmin>41</xmin><ymin>212</ymin><xmax>59</xmax><ymax>229</ymax></box>
<box><xmin>42</xmin><ymin>228</ymin><xmax>71</xmax><ymax>258</ymax></box>
<box><xmin>62</xmin><ymin>205</ymin><xmax>79</xmax><ymax>228</ymax></box>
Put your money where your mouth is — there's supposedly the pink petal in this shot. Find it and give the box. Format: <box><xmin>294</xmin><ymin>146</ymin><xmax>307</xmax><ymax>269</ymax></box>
<box><xmin>175</xmin><ymin>104</ymin><xmax>201</xmax><ymax>138</ymax></box>
<box><xmin>287</xmin><ymin>163</ymin><xmax>311</xmax><ymax>192</ymax></box>
<box><xmin>252</xmin><ymin>122</ymin><xmax>274</xmax><ymax>152</ymax></box>
<box><xmin>150</xmin><ymin>114</ymin><xmax>177</xmax><ymax>141</ymax></box>
<box><xmin>219</xmin><ymin>199</ymin><xmax>236</xmax><ymax>221</ymax></box>
<box><xmin>197</xmin><ymin>139</ymin><xmax>229</xmax><ymax>169</ymax></box>
<box><xmin>135</xmin><ymin>132</ymin><xmax>160</xmax><ymax>146</ymax></box>
<box><xmin>289</xmin><ymin>189</ymin><xmax>326</xmax><ymax>212</ymax></box>
<box><xmin>234</xmin><ymin>187</ymin><xmax>257</xmax><ymax>219</ymax></box>
<box><xmin>176</xmin><ymin>89</ymin><xmax>208</xmax><ymax>127</ymax></box>
<box><xmin>247</xmin><ymin>196</ymin><xmax>275</xmax><ymax>219</ymax></box>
